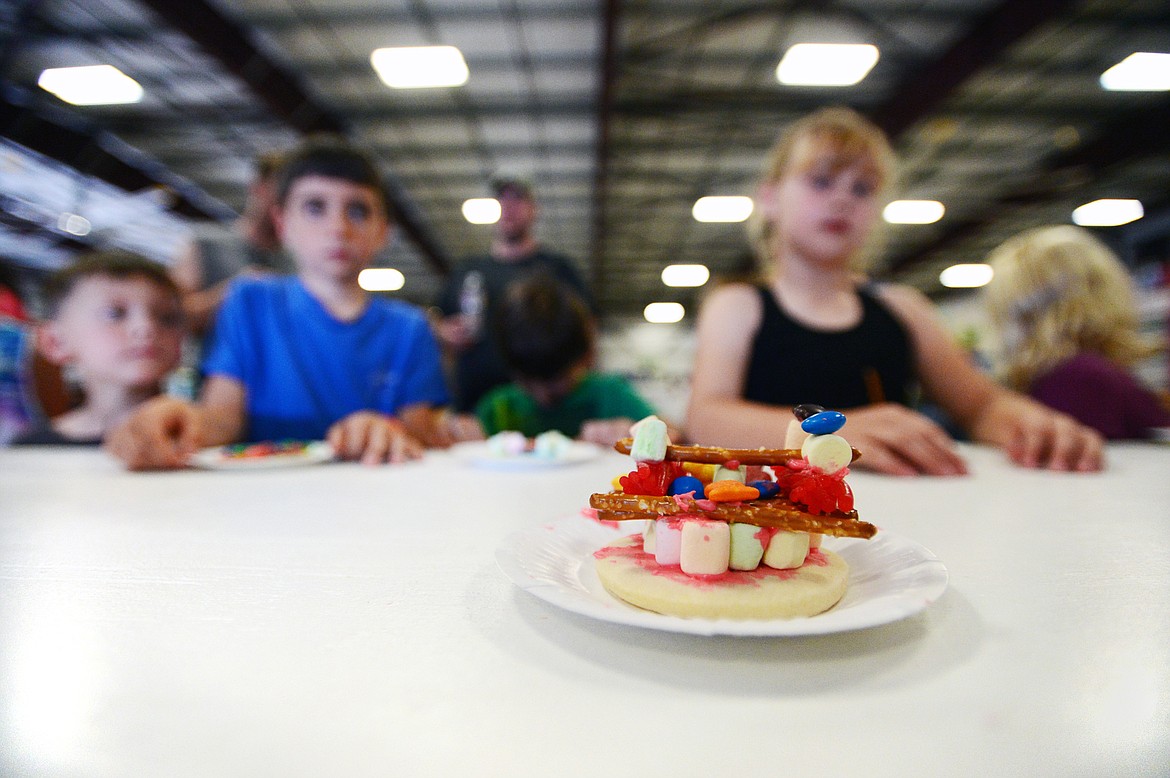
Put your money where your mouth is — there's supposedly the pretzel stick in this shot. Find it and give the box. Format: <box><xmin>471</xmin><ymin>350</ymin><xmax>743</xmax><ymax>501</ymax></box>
<box><xmin>613</xmin><ymin>438</ymin><xmax>860</xmax><ymax>465</ymax></box>
<box><xmin>589</xmin><ymin>493</ymin><xmax>876</xmax><ymax>539</ymax></box>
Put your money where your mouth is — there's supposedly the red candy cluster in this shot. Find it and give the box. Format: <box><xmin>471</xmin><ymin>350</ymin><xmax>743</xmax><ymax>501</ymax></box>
<box><xmin>775</xmin><ymin>460</ymin><xmax>854</xmax><ymax>515</ymax></box>
<box><xmin>619</xmin><ymin>461</ymin><xmax>685</xmax><ymax>496</ymax></box>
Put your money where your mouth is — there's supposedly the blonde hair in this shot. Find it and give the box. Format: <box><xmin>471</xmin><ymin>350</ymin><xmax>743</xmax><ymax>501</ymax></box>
<box><xmin>984</xmin><ymin>225</ymin><xmax>1157</xmax><ymax>389</ymax></box>
<box><xmin>747</xmin><ymin>106</ymin><xmax>896</xmax><ymax>270</ymax></box>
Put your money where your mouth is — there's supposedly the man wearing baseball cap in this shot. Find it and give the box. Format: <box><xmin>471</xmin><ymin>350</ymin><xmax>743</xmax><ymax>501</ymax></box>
<box><xmin>433</xmin><ymin>177</ymin><xmax>593</xmax><ymax>413</ymax></box>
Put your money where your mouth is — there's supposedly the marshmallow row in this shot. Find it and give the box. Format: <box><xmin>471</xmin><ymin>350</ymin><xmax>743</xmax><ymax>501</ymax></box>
<box><xmin>643</xmin><ymin>518</ymin><xmax>817</xmax><ymax>575</ymax></box>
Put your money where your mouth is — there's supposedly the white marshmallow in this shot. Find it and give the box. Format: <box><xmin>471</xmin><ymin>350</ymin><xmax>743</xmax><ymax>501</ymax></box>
<box><xmin>630</xmin><ymin>417</ymin><xmax>669</xmax><ymax>462</ymax></box>
<box><xmin>487</xmin><ymin>430</ymin><xmax>526</xmax><ymax>456</ymax></box>
<box><xmin>762</xmin><ymin>531</ymin><xmax>811</xmax><ymax>570</ymax></box>
<box><xmin>784</xmin><ymin>418</ymin><xmax>810</xmax><ymax>449</ymax></box>
<box><xmin>728</xmin><ymin>523</ymin><xmax>766</xmax><ymax>571</ymax></box>
<box><xmin>713</xmin><ymin>464</ymin><xmax>746</xmax><ymax>483</ymax></box>
<box><xmin>801</xmin><ymin>433</ymin><xmax>852</xmax><ymax>474</ymax></box>
<box><xmin>654</xmin><ymin>518</ymin><xmax>683</xmax><ymax>565</ymax></box>
<box><xmin>679</xmin><ymin>519</ymin><xmax>730</xmax><ymax>576</ymax></box>
<box><xmin>642</xmin><ymin>520</ymin><xmax>656</xmax><ymax>555</ymax></box>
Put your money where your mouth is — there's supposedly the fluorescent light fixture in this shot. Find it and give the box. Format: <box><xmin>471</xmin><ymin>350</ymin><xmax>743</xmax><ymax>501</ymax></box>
<box><xmin>883</xmin><ymin>200</ymin><xmax>946</xmax><ymax>225</ymax></box>
<box><xmin>358</xmin><ymin>268</ymin><xmax>405</xmax><ymax>292</ymax></box>
<box><xmin>692</xmin><ymin>196</ymin><xmax>753</xmax><ymax>223</ymax></box>
<box><xmin>462</xmin><ymin>198</ymin><xmax>501</xmax><ymax>224</ymax></box>
<box><xmin>57</xmin><ymin>213</ymin><xmax>91</xmax><ymax>236</ymax></box>
<box><xmin>661</xmin><ymin>264</ymin><xmax>710</xmax><ymax>288</ymax></box>
<box><xmin>776</xmin><ymin>43</ymin><xmax>879</xmax><ymax>87</ymax></box>
<box><xmin>939</xmin><ymin>264</ymin><xmax>994</xmax><ymax>289</ymax></box>
<box><xmin>37</xmin><ymin>65</ymin><xmax>143</xmax><ymax>106</ymax></box>
<box><xmin>1071</xmin><ymin>199</ymin><xmax>1144</xmax><ymax>227</ymax></box>
<box><xmin>1100</xmin><ymin>52</ymin><xmax>1170</xmax><ymax>91</ymax></box>
<box><xmin>643</xmin><ymin>302</ymin><xmax>685</xmax><ymax>324</ymax></box>
<box><xmin>370</xmin><ymin>46</ymin><xmax>469</xmax><ymax>89</ymax></box>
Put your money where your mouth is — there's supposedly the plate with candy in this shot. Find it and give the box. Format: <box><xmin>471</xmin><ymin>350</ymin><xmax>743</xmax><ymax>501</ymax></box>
<box><xmin>451</xmin><ymin>430</ymin><xmax>601</xmax><ymax>470</ymax></box>
<box><xmin>496</xmin><ymin>516</ymin><xmax>949</xmax><ymax>637</ymax></box>
<box><xmin>188</xmin><ymin>440</ymin><xmax>335</xmax><ymax>470</ymax></box>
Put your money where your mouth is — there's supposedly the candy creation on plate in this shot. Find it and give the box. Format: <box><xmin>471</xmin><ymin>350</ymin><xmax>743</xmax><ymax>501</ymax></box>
<box><xmin>452</xmin><ymin>429</ymin><xmax>600</xmax><ymax>469</ymax></box>
<box><xmin>589</xmin><ymin>407</ymin><xmax>877</xmax><ymax>620</ymax></box>
<box><xmin>486</xmin><ymin>429</ymin><xmax>575</xmax><ymax>459</ymax></box>
<box><xmin>188</xmin><ymin>440</ymin><xmax>334</xmax><ymax>470</ymax></box>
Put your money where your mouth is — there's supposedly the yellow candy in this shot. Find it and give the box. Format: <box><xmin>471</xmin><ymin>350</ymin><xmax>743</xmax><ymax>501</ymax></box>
<box><xmin>611</xmin><ymin>474</ymin><xmax>625</xmax><ymax>492</ymax></box>
<box><xmin>682</xmin><ymin>462</ymin><xmax>718</xmax><ymax>484</ymax></box>
<box><xmin>704</xmin><ymin>480</ymin><xmax>760</xmax><ymax>502</ymax></box>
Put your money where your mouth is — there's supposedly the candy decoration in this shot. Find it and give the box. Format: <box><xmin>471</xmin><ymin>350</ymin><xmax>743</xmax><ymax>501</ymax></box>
<box><xmin>667</xmin><ymin>475</ymin><xmax>705</xmax><ymax>497</ymax></box>
<box><xmin>704</xmin><ymin>480</ymin><xmax>760</xmax><ymax>502</ymax></box>
<box><xmin>800</xmin><ymin>410</ymin><xmax>846</xmax><ymax>435</ymax></box>
<box><xmin>620</xmin><ymin>460</ymin><xmax>685</xmax><ymax>496</ymax></box>
<box><xmin>792</xmin><ymin>403</ymin><xmax>825</xmax><ymax>421</ymax></box>
<box><xmin>749</xmin><ymin>480</ymin><xmax>780</xmax><ymax>499</ymax></box>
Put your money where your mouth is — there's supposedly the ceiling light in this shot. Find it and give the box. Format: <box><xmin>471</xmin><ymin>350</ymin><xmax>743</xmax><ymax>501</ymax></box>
<box><xmin>661</xmin><ymin>264</ymin><xmax>710</xmax><ymax>288</ymax></box>
<box><xmin>358</xmin><ymin>268</ymin><xmax>405</xmax><ymax>292</ymax></box>
<box><xmin>883</xmin><ymin>200</ymin><xmax>945</xmax><ymax>225</ymax></box>
<box><xmin>643</xmin><ymin>302</ymin><xmax>685</xmax><ymax>324</ymax></box>
<box><xmin>1100</xmin><ymin>52</ymin><xmax>1170</xmax><ymax>91</ymax></box>
<box><xmin>370</xmin><ymin>46</ymin><xmax>469</xmax><ymax>89</ymax></box>
<box><xmin>939</xmin><ymin>264</ymin><xmax>993</xmax><ymax>289</ymax></box>
<box><xmin>462</xmin><ymin>198</ymin><xmax>500</xmax><ymax>224</ymax></box>
<box><xmin>57</xmin><ymin>213</ymin><xmax>91</xmax><ymax>236</ymax></box>
<box><xmin>37</xmin><ymin>65</ymin><xmax>143</xmax><ymax>106</ymax></box>
<box><xmin>776</xmin><ymin>44</ymin><xmax>880</xmax><ymax>87</ymax></box>
<box><xmin>692</xmin><ymin>196</ymin><xmax>753</xmax><ymax>223</ymax></box>
<box><xmin>1071</xmin><ymin>199</ymin><xmax>1144</xmax><ymax>227</ymax></box>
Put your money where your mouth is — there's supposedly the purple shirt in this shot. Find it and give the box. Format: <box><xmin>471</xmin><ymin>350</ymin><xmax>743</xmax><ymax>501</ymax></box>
<box><xmin>1029</xmin><ymin>353</ymin><xmax>1170</xmax><ymax>440</ymax></box>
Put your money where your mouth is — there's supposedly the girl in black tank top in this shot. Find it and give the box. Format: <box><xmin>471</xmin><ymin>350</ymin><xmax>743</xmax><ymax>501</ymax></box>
<box><xmin>744</xmin><ymin>284</ymin><xmax>914</xmax><ymax>410</ymax></box>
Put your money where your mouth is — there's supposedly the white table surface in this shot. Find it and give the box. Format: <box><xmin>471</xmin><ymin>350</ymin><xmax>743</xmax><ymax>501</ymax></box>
<box><xmin>1</xmin><ymin>442</ymin><xmax>1168</xmax><ymax>777</ymax></box>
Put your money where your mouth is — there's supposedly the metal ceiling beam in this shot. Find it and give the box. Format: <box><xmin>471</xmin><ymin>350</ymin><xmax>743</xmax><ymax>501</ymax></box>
<box><xmin>884</xmin><ymin>95</ymin><xmax>1170</xmax><ymax>278</ymax></box>
<box><xmin>0</xmin><ymin>86</ymin><xmax>233</xmax><ymax>221</ymax></box>
<box><xmin>870</xmin><ymin>0</ymin><xmax>1083</xmax><ymax>139</ymax></box>
<box><xmin>133</xmin><ymin>0</ymin><xmax>451</xmax><ymax>275</ymax></box>
<box><xmin>589</xmin><ymin>0</ymin><xmax>621</xmax><ymax>298</ymax></box>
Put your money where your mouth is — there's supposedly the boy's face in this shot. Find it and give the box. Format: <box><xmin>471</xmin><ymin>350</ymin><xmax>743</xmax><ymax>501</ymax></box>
<box><xmin>517</xmin><ymin>361</ymin><xmax>588</xmax><ymax>408</ymax></box>
<box><xmin>42</xmin><ymin>276</ymin><xmax>184</xmax><ymax>390</ymax></box>
<box><xmin>273</xmin><ymin>175</ymin><xmax>391</xmax><ymax>283</ymax></box>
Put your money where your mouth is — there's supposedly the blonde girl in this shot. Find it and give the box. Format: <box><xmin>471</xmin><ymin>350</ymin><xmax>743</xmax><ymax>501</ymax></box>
<box><xmin>685</xmin><ymin>107</ymin><xmax>1103</xmax><ymax>474</ymax></box>
<box><xmin>984</xmin><ymin>225</ymin><xmax>1169</xmax><ymax>438</ymax></box>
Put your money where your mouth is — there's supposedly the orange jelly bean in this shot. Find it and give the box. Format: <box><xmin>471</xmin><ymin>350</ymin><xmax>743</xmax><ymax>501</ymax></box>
<box><xmin>703</xmin><ymin>480</ymin><xmax>760</xmax><ymax>502</ymax></box>
<box><xmin>682</xmin><ymin>462</ymin><xmax>718</xmax><ymax>484</ymax></box>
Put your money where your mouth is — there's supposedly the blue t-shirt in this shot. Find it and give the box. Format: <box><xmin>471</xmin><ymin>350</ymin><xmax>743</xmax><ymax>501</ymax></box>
<box><xmin>204</xmin><ymin>277</ymin><xmax>450</xmax><ymax>441</ymax></box>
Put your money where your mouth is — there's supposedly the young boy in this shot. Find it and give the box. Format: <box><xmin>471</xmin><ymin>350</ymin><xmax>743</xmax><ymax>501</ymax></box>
<box><xmin>474</xmin><ymin>276</ymin><xmax>681</xmax><ymax>446</ymax></box>
<box><xmin>106</xmin><ymin>136</ymin><xmax>452</xmax><ymax>468</ymax></box>
<box><xmin>13</xmin><ymin>251</ymin><xmax>184</xmax><ymax>445</ymax></box>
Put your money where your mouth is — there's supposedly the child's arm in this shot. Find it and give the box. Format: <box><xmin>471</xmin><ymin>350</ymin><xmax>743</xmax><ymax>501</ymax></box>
<box><xmin>327</xmin><ymin>411</ymin><xmax>424</xmax><ymax>465</ymax></box>
<box><xmin>686</xmin><ymin>283</ymin><xmax>968</xmax><ymax>476</ymax></box>
<box><xmin>877</xmin><ymin>284</ymin><xmax>1104</xmax><ymax>472</ymax></box>
<box><xmin>104</xmin><ymin>376</ymin><xmax>247</xmax><ymax>470</ymax></box>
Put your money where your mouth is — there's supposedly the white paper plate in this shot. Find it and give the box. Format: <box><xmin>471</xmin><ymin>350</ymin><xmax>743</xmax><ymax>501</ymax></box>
<box><xmin>450</xmin><ymin>440</ymin><xmax>601</xmax><ymax>470</ymax></box>
<box><xmin>188</xmin><ymin>441</ymin><xmax>335</xmax><ymax>470</ymax></box>
<box><xmin>496</xmin><ymin>515</ymin><xmax>948</xmax><ymax>636</ymax></box>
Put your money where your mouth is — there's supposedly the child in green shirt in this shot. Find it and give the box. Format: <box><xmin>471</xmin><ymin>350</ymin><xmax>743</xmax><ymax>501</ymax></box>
<box><xmin>475</xmin><ymin>276</ymin><xmax>681</xmax><ymax>445</ymax></box>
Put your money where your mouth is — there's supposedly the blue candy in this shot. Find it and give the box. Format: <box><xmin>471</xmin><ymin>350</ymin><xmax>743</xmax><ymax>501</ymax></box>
<box><xmin>749</xmin><ymin>480</ymin><xmax>779</xmax><ymax>499</ymax></box>
<box><xmin>667</xmin><ymin>475</ymin><xmax>705</xmax><ymax>497</ymax></box>
<box><xmin>801</xmin><ymin>410</ymin><xmax>846</xmax><ymax>434</ymax></box>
